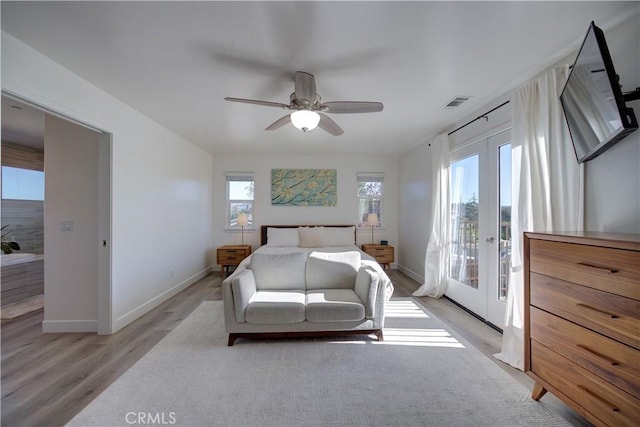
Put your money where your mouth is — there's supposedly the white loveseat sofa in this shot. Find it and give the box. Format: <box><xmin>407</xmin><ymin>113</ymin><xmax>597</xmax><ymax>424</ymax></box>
<box><xmin>222</xmin><ymin>250</ymin><xmax>386</xmax><ymax>346</ymax></box>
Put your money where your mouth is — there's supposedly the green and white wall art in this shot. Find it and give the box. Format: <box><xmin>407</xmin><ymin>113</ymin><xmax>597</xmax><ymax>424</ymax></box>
<box><xmin>271</xmin><ymin>169</ymin><xmax>337</xmax><ymax>206</ymax></box>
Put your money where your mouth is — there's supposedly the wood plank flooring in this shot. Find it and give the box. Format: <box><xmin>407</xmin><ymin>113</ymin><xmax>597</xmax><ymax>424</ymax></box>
<box><xmin>1</xmin><ymin>270</ymin><xmax>589</xmax><ymax>426</ymax></box>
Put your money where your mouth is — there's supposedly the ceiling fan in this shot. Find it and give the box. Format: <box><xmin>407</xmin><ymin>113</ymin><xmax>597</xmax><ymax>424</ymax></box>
<box><xmin>224</xmin><ymin>71</ymin><xmax>383</xmax><ymax>136</ymax></box>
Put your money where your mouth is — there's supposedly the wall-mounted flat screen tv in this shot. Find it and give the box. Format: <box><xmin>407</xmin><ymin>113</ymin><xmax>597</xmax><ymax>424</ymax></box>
<box><xmin>560</xmin><ymin>21</ymin><xmax>638</xmax><ymax>163</ymax></box>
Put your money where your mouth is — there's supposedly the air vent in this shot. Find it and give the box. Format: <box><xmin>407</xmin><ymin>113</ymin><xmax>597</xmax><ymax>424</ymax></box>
<box><xmin>444</xmin><ymin>96</ymin><xmax>472</xmax><ymax>109</ymax></box>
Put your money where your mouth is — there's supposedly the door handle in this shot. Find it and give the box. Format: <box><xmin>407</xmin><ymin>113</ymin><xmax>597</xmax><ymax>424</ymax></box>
<box><xmin>486</xmin><ymin>237</ymin><xmax>495</xmax><ymax>243</ymax></box>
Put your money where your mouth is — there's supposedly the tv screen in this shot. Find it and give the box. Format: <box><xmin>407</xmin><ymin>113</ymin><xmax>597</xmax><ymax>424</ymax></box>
<box><xmin>560</xmin><ymin>21</ymin><xmax>638</xmax><ymax>163</ymax></box>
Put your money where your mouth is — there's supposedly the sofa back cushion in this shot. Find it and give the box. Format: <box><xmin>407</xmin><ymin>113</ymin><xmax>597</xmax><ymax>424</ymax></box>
<box><xmin>250</xmin><ymin>252</ymin><xmax>306</xmax><ymax>291</ymax></box>
<box><xmin>305</xmin><ymin>251</ymin><xmax>361</xmax><ymax>290</ymax></box>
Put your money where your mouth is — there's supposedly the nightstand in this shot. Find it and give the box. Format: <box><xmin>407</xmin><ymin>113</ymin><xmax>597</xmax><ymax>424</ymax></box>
<box><xmin>217</xmin><ymin>245</ymin><xmax>251</xmax><ymax>278</ymax></box>
<box><xmin>361</xmin><ymin>244</ymin><xmax>394</xmax><ymax>270</ymax></box>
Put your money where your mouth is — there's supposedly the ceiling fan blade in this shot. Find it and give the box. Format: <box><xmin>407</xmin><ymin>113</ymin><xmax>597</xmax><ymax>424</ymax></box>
<box><xmin>317</xmin><ymin>113</ymin><xmax>344</xmax><ymax>136</ymax></box>
<box><xmin>265</xmin><ymin>114</ymin><xmax>291</xmax><ymax>131</ymax></box>
<box><xmin>294</xmin><ymin>71</ymin><xmax>317</xmax><ymax>105</ymax></box>
<box><xmin>224</xmin><ymin>97</ymin><xmax>289</xmax><ymax>109</ymax></box>
<box><xmin>321</xmin><ymin>101</ymin><xmax>384</xmax><ymax>114</ymax></box>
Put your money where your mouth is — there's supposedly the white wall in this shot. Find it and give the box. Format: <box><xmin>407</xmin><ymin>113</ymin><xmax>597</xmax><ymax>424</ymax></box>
<box><xmin>583</xmin><ymin>16</ymin><xmax>640</xmax><ymax>233</ymax></box>
<box><xmin>397</xmin><ymin>15</ymin><xmax>640</xmax><ymax>283</ymax></box>
<box><xmin>2</xmin><ymin>32</ymin><xmax>214</xmax><ymax>333</ymax></box>
<box><xmin>212</xmin><ymin>154</ymin><xmax>398</xmax><ymax>256</ymax></box>
<box><xmin>397</xmin><ymin>144</ymin><xmax>431</xmax><ymax>281</ymax></box>
<box><xmin>43</xmin><ymin>115</ymin><xmax>100</xmax><ymax>331</ymax></box>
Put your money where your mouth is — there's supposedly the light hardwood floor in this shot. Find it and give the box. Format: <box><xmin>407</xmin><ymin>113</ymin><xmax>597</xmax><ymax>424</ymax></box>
<box><xmin>1</xmin><ymin>270</ymin><xmax>589</xmax><ymax>426</ymax></box>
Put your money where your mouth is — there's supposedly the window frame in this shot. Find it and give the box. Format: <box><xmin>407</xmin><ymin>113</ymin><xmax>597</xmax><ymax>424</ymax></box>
<box><xmin>225</xmin><ymin>172</ymin><xmax>255</xmax><ymax>231</ymax></box>
<box><xmin>356</xmin><ymin>172</ymin><xmax>385</xmax><ymax>229</ymax></box>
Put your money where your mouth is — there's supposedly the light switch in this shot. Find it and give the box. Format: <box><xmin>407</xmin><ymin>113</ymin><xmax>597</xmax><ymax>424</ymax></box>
<box><xmin>60</xmin><ymin>219</ymin><xmax>73</xmax><ymax>231</ymax></box>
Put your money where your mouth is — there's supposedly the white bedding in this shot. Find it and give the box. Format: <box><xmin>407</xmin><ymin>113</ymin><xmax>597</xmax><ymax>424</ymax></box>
<box><xmin>222</xmin><ymin>245</ymin><xmax>395</xmax><ymax>300</ymax></box>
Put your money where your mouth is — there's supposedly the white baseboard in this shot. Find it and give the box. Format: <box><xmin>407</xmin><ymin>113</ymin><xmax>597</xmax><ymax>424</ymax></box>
<box><xmin>113</xmin><ymin>266</ymin><xmax>213</xmax><ymax>333</ymax></box>
<box><xmin>42</xmin><ymin>320</ymin><xmax>98</xmax><ymax>333</ymax></box>
<box><xmin>397</xmin><ymin>264</ymin><xmax>424</xmax><ymax>284</ymax></box>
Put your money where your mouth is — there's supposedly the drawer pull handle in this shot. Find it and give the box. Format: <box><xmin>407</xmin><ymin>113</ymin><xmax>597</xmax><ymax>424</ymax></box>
<box><xmin>575</xmin><ymin>344</ymin><xmax>619</xmax><ymax>366</ymax></box>
<box><xmin>577</xmin><ymin>261</ymin><xmax>618</xmax><ymax>274</ymax></box>
<box><xmin>576</xmin><ymin>384</ymin><xmax>620</xmax><ymax>412</ymax></box>
<box><xmin>575</xmin><ymin>303</ymin><xmax>620</xmax><ymax>319</ymax></box>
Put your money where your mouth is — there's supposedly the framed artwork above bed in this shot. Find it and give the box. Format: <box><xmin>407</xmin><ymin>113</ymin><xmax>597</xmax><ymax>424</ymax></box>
<box><xmin>271</xmin><ymin>169</ymin><xmax>337</xmax><ymax>206</ymax></box>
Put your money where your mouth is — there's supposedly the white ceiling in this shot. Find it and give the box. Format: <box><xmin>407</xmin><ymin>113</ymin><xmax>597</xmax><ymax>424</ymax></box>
<box><xmin>1</xmin><ymin>1</ymin><xmax>638</xmax><ymax>156</ymax></box>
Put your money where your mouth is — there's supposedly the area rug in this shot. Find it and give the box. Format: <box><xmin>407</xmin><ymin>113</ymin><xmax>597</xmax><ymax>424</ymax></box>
<box><xmin>0</xmin><ymin>294</ymin><xmax>44</xmax><ymax>319</ymax></box>
<box><xmin>67</xmin><ymin>299</ymin><xmax>570</xmax><ymax>427</ymax></box>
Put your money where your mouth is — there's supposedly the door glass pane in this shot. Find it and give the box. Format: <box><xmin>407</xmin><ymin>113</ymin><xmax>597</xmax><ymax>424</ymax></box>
<box><xmin>498</xmin><ymin>144</ymin><xmax>512</xmax><ymax>301</ymax></box>
<box><xmin>449</xmin><ymin>155</ymin><xmax>479</xmax><ymax>289</ymax></box>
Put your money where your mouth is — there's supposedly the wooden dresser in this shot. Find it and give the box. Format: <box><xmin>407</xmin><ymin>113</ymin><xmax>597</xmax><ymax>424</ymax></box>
<box><xmin>524</xmin><ymin>232</ymin><xmax>640</xmax><ymax>427</ymax></box>
<box><xmin>361</xmin><ymin>244</ymin><xmax>394</xmax><ymax>270</ymax></box>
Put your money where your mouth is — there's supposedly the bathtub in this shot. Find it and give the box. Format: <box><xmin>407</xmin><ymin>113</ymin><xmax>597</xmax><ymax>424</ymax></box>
<box><xmin>1</xmin><ymin>253</ymin><xmax>37</xmax><ymax>267</ymax></box>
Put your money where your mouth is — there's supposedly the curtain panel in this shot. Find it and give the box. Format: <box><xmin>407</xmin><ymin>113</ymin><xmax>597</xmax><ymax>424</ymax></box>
<box><xmin>413</xmin><ymin>133</ymin><xmax>450</xmax><ymax>298</ymax></box>
<box><xmin>494</xmin><ymin>65</ymin><xmax>584</xmax><ymax>370</ymax></box>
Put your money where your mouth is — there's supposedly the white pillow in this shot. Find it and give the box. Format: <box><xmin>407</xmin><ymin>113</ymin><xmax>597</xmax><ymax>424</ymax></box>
<box><xmin>322</xmin><ymin>226</ymin><xmax>356</xmax><ymax>246</ymax></box>
<box><xmin>266</xmin><ymin>227</ymin><xmax>300</xmax><ymax>247</ymax></box>
<box><xmin>299</xmin><ymin>226</ymin><xmax>323</xmax><ymax>247</ymax></box>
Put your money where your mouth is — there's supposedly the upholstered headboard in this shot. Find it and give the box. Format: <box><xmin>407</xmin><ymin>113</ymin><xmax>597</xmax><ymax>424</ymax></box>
<box><xmin>260</xmin><ymin>225</ymin><xmax>356</xmax><ymax>246</ymax></box>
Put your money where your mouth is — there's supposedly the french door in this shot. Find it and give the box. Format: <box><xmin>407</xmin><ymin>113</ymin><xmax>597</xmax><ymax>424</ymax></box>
<box><xmin>445</xmin><ymin>129</ymin><xmax>512</xmax><ymax>328</ymax></box>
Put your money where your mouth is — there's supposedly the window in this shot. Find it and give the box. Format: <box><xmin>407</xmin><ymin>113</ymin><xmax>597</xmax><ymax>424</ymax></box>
<box><xmin>225</xmin><ymin>172</ymin><xmax>254</xmax><ymax>229</ymax></box>
<box><xmin>357</xmin><ymin>172</ymin><xmax>384</xmax><ymax>227</ymax></box>
<box><xmin>1</xmin><ymin>166</ymin><xmax>45</xmax><ymax>201</ymax></box>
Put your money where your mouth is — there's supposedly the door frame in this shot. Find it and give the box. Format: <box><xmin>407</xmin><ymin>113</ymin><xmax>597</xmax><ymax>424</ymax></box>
<box><xmin>2</xmin><ymin>89</ymin><xmax>113</xmax><ymax>334</ymax></box>
<box><xmin>445</xmin><ymin>125</ymin><xmax>511</xmax><ymax>329</ymax></box>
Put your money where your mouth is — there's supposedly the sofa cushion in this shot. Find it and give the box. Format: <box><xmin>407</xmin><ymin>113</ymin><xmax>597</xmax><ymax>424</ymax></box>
<box><xmin>246</xmin><ymin>291</ymin><xmax>306</xmax><ymax>324</ymax></box>
<box><xmin>306</xmin><ymin>289</ymin><xmax>365</xmax><ymax>322</ymax></box>
<box><xmin>354</xmin><ymin>266</ymin><xmax>379</xmax><ymax>319</ymax></box>
<box><xmin>250</xmin><ymin>252</ymin><xmax>306</xmax><ymax>291</ymax></box>
<box><xmin>305</xmin><ymin>251</ymin><xmax>361</xmax><ymax>290</ymax></box>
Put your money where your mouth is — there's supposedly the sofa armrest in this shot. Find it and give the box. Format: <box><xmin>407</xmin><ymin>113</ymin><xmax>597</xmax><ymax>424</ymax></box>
<box><xmin>230</xmin><ymin>269</ymin><xmax>257</xmax><ymax>323</ymax></box>
<box><xmin>354</xmin><ymin>266</ymin><xmax>380</xmax><ymax>319</ymax></box>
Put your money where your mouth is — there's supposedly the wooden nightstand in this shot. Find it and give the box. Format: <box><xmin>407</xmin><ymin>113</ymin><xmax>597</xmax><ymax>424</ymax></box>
<box><xmin>361</xmin><ymin>244</ymin><xmax>394</xmax><ymax>270</ymax></box>
<box><xmin>217</xmin><ymin>245</ymin><xmax>251</xmax><ymax>278</ymax></box>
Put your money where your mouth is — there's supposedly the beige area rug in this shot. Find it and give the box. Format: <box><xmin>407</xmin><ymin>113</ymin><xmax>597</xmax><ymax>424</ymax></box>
<box><xmin>0</xmin><ymin>294</ymin><xmax>44</xmax><ymax>319</ymax></box>
<box><xmin>67</xmin><ymin>299</ymin><xmax>570</xmax><ymax>427</ymax></box>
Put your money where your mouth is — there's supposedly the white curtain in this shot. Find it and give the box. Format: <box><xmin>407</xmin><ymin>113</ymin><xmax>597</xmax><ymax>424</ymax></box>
<box><xmin>413</xmin><ymin>133</ymin><xmax>450</xmax><ymax>298</ymax></box>
<box><xmin>494</xmin><ymin>66</ymin><xmax>584</xmax><ymax>370</ymax></box>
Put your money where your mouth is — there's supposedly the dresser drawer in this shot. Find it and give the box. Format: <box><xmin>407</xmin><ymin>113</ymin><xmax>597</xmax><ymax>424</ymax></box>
<box><xmin>217</xmin><ymin>254</ymin><xmax>245</xmax><ymax>264</ymax></box>
<box><xmin>371</xmin><ymin>249</ymin><xmax>393</xmax><ymax>263</ymax></box>
<box><xmin>361</xmin><ymin>245</ymin><xmax>394</xmax><ymax>265</ymax></box>
<box><xmin>530</xmin><ymin>306</ymin><xmax>640</xmax><ymax>398</ymax></box>
<box><xmin>531</xmin><ymin>341</ymin><xmax>640</xmax><ymax>427</ymax></box>
<box><xmin>529</xmin><ymin>239</ymin><xmax>640</xmax><ymax>300</ymax></box>
<box><xmin>530</xmin><ymin>273</ymin><xmax>640</xmax><ymax>349</ymax></box>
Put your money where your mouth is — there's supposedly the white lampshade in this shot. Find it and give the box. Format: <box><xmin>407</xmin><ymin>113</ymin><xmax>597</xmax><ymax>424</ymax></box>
<box><xmin>367</xmin><ymin>213</ymin><xmax>379</xmax><ymax>226</ymax></box>
<box><xmin>291</xmin><ymin>110</ymin><xmax>320</xmax><ymax>132</ymax></box>
<box><xmin>236</xmin><ymin>213</ymin><xmax>249</xmax><ymax>227</ymax></box>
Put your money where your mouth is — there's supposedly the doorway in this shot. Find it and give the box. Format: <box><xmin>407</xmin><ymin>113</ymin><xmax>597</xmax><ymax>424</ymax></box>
<box><xmin>445</xmin><ymin>129</ymin><xmax>512</xmax><ymax>328</ymax></box>
<box><xmin>1</xmin><ymin>93</ymin><xmax>112</xmax><ymax>333</ymax></box>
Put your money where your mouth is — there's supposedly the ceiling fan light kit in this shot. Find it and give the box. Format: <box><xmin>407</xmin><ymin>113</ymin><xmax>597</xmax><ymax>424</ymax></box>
<box><xmin>290</xmin><ymin>110</ymin><xmax>320</xmax><ymax>132</ymax></box>
<box><xmin>225</xmin><ymin>71</ymin><xmax>383</xmax><ymax>136</ymax></box>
